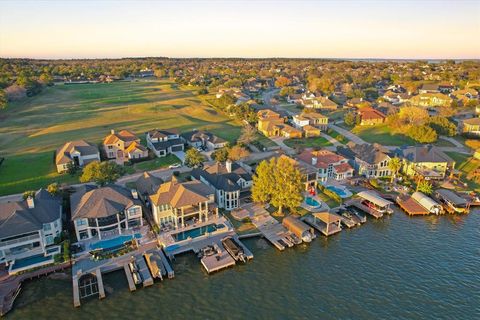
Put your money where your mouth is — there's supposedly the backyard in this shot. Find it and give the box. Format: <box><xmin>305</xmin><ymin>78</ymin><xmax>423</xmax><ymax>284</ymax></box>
<box><xmin>284</xmin><ymin>136</ymin><xmax>333</xmax><ymax>149</ymax></box>
<box><xmin>351</xmin><ymin>124</ymin><xmax>417</xmax><ymax>146</ymax></box>
<box><xmin>0</xmin><ymin>79</ymin><xmax>242</xmax><ymax>195</ymax></box>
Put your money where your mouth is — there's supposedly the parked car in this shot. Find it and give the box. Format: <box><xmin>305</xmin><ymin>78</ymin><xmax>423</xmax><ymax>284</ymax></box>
<box><xmin>169</xmin><ymin>163</ymin><xmax>182</xmax><ymax>169</ymax></box>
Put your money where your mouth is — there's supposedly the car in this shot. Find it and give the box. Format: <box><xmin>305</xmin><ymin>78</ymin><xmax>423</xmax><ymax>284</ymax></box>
<box><xmin>168</xmin><ymin>163</ymin><xmax>182</xmax><ymax>169</ymax></box>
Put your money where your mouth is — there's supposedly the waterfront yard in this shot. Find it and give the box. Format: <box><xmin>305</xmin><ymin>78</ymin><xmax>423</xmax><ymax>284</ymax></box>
<box><xmin>284</xmin><ymin>136</ymin><xmax>333</xmax><ymax>149</ymax></box>
<box><xmin>0</xmin><ymin>80</ymin><xmax>241</xmax><ymax>195</ymax></box>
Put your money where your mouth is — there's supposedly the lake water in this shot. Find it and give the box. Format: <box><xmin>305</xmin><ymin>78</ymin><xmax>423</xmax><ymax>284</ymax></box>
<box><xmin>6</xmin><ymin>210</ymin><xmax>480</xmax><ymax>320</ymax></box>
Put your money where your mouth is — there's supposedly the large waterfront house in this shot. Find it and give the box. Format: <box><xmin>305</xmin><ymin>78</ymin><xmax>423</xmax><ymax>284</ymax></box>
<box><xmin>397</xmin><ymin>145</ymin><xmax>455</xmax><ymax>180</ymax></box>
<box><xmin>297</xmin><ymin>148</ymin><xmax>354</xmax><ymax>183</ymax></box>
<box><xmin>461</xmin><ymin>117</ymin><xmax>480</xmax><ymax>137</ymax></box>
<box><xmin>149</xmin><ymin>177</ymin><xmax>217</xmax><ymax>228</ymax></box>
<box><xmin>257</xmin><ymin>109</ymin><xmax>302</xmax><ymax>138</ymax></box>
<box><xmin>146</xmin><ymin>129</ymin><xmax>184</xmax><ymax>157</ymax></box>
<box><xmin>181</xmin><ymin>130</ymin><xmax>228</xmax><ymax>150</ymax></box>
<box><xmin>0</xmin><ymin>189</ymin><xmax>62</xmax><ymax>272</ymax></box>
<box><xmin>103</xmin><ymin>129</ymin><xmax>148</xmax><ymax>163</ymax></box>
<box><xmin>339</xmin><ymin>143</ymin><xmax>392</xmax><ymax>178</ymax></box>
<box><xmin>191</xmin><ymin>160</ymin><xmax>252</xmax><ymax>210</ymax></box>
<box><xmin>55</xmin><ymin>140</ymin><xmax>100</xmax><ymax>173</ymax></box>
<box><xmin>71</xmin><ymin>185</ymin><xmax>143</xmax><ymax>241</ymax></box>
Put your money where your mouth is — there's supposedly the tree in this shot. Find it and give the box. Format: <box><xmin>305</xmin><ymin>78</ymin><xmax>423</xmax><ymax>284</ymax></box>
<box><xmin>417</xmin><ymin>180</ymin><xmax>433</xmax><ymax>195</ymax></box>
<box><xmin>407</xmin><ymin>125</ymin><xmax>437</xmax><ymax>143</ymax></box>
<box><xmin>251</xmin><ymin>156</ymin><xmax>303</xmax><ymax>215</ymax></box>
<box><xmin>429</xmin><ymin>116</ymin><xmax>457</xmax><ymax>136</ymax></box>
<box><xmin>275</xmin><ymin>76</ymin><xmax>291</xmax><ymax>88</ymax></box>
<box><xmin>47</xmin><ymin>183</ymin><xmax>59</xmax><ymax>195</ymax></box>
<box><xmin>228</xmin><ymin>145</ymin><xmax>250</xmax><ymax>161</ymax></box>
<box><xmin>80</xmin><ymin>161</ymin><xmax>124</xmax><ymax>186</ymax></box>
<box><xmin>344</xmin><ymin>111</ymin><xmax>357</xmax><ymax>127</ymax></box>
<box><xmin>238</xmin><ymin>124</ymin><xmax>256</xmax><ymax>145</ymax></box>
<box><xmin>388</xmin><ymin>157</ymin><xmax>402</xmax><ymax>183</ymax></box>
<box><xmin>0</xmin><ymin>90</ymin><xmax>6</xmax><ymax>110</ymax></box>
<box><xmin>211</xmin><ymin>147</ymin><xmax>229</xmax><ymax>162</ymax></box>
<box><xmin>23</xmin><ymin>190</ymin><xmax>35</xmax><ymax>200</ymax></box>
<box><xmin>184</xmin><ymin>148</ymin><xmax>204</xmax><ymax>167</ymax></box>
<box><xmin>279</xmin><ymin>86</ymin><xmax>295</xmax><ymax>97</ymax></box>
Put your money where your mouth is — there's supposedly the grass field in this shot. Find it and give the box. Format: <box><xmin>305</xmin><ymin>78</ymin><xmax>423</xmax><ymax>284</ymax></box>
<box><xmin>352</xmin><ymin>124</ymin><xmax>417</xmax><ymax>146</ymax></box>
<box><xmin>284</xmin><ymin>136</ymin><xmax>333</xmax><ymax>149</ymax></box>
<box><xmin>0</xmin><ymin>79</ymin><xmax>241</xmax><ymax>195</ymax></box>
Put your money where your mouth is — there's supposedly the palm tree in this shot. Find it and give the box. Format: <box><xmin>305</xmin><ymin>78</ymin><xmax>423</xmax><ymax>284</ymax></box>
<box><xmin>417</xmin><ymin>180</ymin><xmax>433</xmax><ymax>195</ymax></box>
<box><xmin>388</xmin><ymin>157</ymin><xmax>402</xmax><ymax>183</ymax></box>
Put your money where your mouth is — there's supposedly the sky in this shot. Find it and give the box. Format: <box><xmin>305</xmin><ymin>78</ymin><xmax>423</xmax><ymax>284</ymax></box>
<box><xmin>0</xmin><ymin>0</ymin><xmax>479</xmax><ymax>59</ymax></box>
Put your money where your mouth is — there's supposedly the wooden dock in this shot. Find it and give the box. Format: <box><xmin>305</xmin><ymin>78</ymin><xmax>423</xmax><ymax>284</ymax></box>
<box><xmin>123</xmin><ymin>264</ymin><xmax>137</xmax><ymax>291</ymax></box>
<box><xmin>135</xmin><ymin>256</ymin><xmax>154</xmax><ymax>287</ymax></box>
<box><xmin>231</xmin><ymin>235</ymin><xmax>254</xmax><ymax>261</ymax></box>
<box><xmin>396</xmin><ymin>195</ymin><xmax>430</xmax><ymax>216</ymax></box>
<box><xmin>200</xmin><ymin>245</ymin><xmax>236</xmax><ymax>274</ymax></box>
<box><xmin>158</xmin><ymin>248</ymin><xmax>175</xmax><ymax>279</ymax></box>
<box><xmin>72</xmin><ymin>275</ymin><xmax>81</xmax><ymax>307</ymax></box>
<box><xmin>95</xmin><ymin>268</ymin><xmax>106</xmax><ymax>299</ymax></box>
<box><xmin>251</xmin><ymin>214</ymin><xmax>295</xmax><ymax>251</ymax></box>
<box><xmin>304</xmin><ymin>215</ymin><xmax>342</xmax><ymax>237</ymax></box>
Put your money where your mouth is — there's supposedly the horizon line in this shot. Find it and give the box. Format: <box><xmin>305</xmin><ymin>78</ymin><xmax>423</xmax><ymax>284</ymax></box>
<box><xmin>1</xmin><ymin>55</ymin><xmax>479</xmax><ymax>61</ymax></box>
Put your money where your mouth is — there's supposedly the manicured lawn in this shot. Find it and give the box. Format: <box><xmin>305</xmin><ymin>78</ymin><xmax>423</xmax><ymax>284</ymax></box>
<box><xmin>284</xmin><ymin>136</ymin><xmax>333</xmax><ymax>149</ymax></box>
<box><xmin>0</xmin><ymin>152</ymin><xmax>79</xmax><ymax>196</ymax></box>
<box><xmin>253</xmin><ymin>133</ymin><xmax>277</xmax><ymax>150</ymax></box>
<box><xmin>325</xmin><ymin>129</ymin><xmax>349</xmax><ymax>144</ymax></box>
<box><xmin>445</xmin><ymin>151</ymin><xmax>480</xmax><ymax>191</ymax></box>
<box><xmin>0</xmin><ymin>79</ymin><xmax>241</xmax><ymax>196</ymax></box>
<box><xmin>133</xmin><ymin>154</ymin><xmax>180</xmax><ymax>171</ymax></box>
<box><xmin>352</xmin><ymin>124</ymin><xmax>417</xmax><ymax>146</ymax></box>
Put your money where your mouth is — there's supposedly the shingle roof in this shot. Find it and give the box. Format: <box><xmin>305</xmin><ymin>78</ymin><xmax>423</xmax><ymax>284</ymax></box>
<box><xmin>71</xmin><ymin>185</ymin><xmax>140</xmax><ymax>220</ymax></box>
<box><xmin>349</xmin><ymin>143</ymin><xmax>390</xmax><ymax>164</ymax></box>
<box><xmin>103</xmin><ymin>129</ymin><xmax>139</xmax><ymax>145</ymax></box>
<box><xmin>192</xmin><ymin>161</ymin><xmax>252</xmax><ymax>192</ymax></box>
<box><xmin>135</xmin><ymin>172</ymin><xmax>164</xmax><ymax>196</ymax></box>
<box><xmin>400</xmin><ymin>145</ymin><xmax>454</xmax><ymax>164</ymax></box>
<box><xmin>55</xmin><ymin>140</ymin><xmax>99</xmax><ymax>165</ymax></box>
<box><xmin>0</xmin><ymin>189</ymin><xmax>62</xmax><ymax>239</ymax></box>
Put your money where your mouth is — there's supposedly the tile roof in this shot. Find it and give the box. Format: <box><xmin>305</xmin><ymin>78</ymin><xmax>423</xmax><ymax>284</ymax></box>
<box><xmin>149</xmin><ymin>179</ymin><xmax>214</xmax><ymax>208</ymax></box>
<box><xmin>103</xmin><ymin>129</ymin><xmax>139</xmax><ymax>145</ymax></box>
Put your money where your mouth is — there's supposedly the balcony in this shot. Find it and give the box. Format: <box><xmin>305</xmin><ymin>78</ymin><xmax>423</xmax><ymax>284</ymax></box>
<box><xmin>0</xmin><ymin>234</ymin><xmax>41</xmax><ymax>249</ymax></box>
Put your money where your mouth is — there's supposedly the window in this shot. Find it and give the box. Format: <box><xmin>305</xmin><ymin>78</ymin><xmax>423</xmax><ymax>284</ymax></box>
<box><xmin>43</xmin><ymin>223</ymin><xmax>52</xmax><ymax>232</ymax></box>
<box><xmin>129</xmin><ymin>207</ymin><xmax>141</xmax><ymax>217</ymax></box>
<box><xmin>45</xmin><ymin>235</ymin><xmax>54</xmax><ymax>245</ymax></box>
<box><xmin>76</xmin><ymin>219</ymin><xmax>87</xmax><ymax>227</ymax></box>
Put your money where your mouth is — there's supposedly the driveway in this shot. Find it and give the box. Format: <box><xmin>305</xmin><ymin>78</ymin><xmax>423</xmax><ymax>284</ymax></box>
<box><xmin>172</xmin><ymin>151</ymin><xmax>186</xmax><ymax>164</ymax></box>
<box><xmin>270</xmin><ymin>137</ymin><xmax>295</xmax><ymax>155</ymax></box>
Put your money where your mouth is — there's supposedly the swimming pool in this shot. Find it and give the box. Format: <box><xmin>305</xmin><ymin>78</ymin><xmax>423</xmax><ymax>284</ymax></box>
<box><xmin>11</xmin><ymin>254</ymin><xmax>54</xmax><ymax>270</ymax></box>
<box><xmin>326</xmin><ymin>185</ymin><xmax>352</xmax><ymax>198</ymax></box>
<box><xmin>90</xmin><ymin>233</ymin><xmax>141</xmax><ymax>250</ymax></box>
<box><xmin>305</xmin><ymin>197</ymin><xmax>321</xmax><ymax>208</ymax></box>
<box><xmin>173</xmin><ymin>224</ymin><xmax>219</xmax><ymax>242</ymax></box>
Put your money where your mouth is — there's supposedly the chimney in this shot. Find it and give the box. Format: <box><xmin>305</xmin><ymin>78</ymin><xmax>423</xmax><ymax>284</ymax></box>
<box><xmin>131</xmin><ymin>189</ymin><xmax>138</xmax><ymax>200</ymax></box>
<box><xmin>27</xmin><ymin>196</ymin><xmax>35</xmax><ymax>209</ymax></box>
<box><xmin>311</xmin><ymin>157</ymin><xmax>317</xmax><ymax>166</ymax></box>
<box><xmin>111</xmin><ymin>129</ymin><xmax>115</xmax><ymax>135</ymax></box>
<box><xmin>226</xmin><ymin>160</ymin><xmax>232</xmax><ymax>173</ymax></box>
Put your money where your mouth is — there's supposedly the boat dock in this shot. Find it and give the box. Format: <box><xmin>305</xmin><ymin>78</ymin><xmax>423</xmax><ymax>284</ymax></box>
<box><xmin>396</xmin><ymin>195</ymin><xmax>430</xmax><ymax>216</ymax></box>
<box><xmin>123</xmin><ymin>264</ymin><xmax>137</xmax><ymax>291</ymax></box>
<box><xmin>251</xmin><ymin>214</ymin><xmax>295</xmax><ymax>250</ymax></box>
<box><xmin>231</xmin><ymin>235</ymin><xmax>254</xmax><ymax>260</ymax></box>
<box><xmin>200</xmin><ymin>244</ymin><xmax>237</xmax><ymax>274</ymax></box>
<box><xmin>95</xmin><ymin>268</ymin><xmax>106</xmax><ymax>299</ymax></box>
<box><xmin>346</xmin><ymin>199</ymin><xmax>383</xmax><ymax>218</ymax></box>
<box><xmin>304</xmin><ymin>212</ymin><xmax>342</xmax><ymax>237</ymax></box>
<box><xmin>135</xmin><ymin>256</ymin><xmax>153</xmax><ymax>287</ymax></box>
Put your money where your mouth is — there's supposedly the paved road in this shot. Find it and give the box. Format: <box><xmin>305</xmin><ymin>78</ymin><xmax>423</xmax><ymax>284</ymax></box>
<box><xmin>261</xmin><ymin>88</ymin><xmax>279</xmax><ymax>107</ymax></box>
<box><xmin>439</xmin><ymin>136</ymin><xmax>465</xmax><ymax>149</ymax></box>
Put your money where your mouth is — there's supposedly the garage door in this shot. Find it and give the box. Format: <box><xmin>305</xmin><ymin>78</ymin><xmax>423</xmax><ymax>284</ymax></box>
<box><xmin>171</xmin><ymin>145</ymin><xmax>183</xmax><ymax>152</ymax></box>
